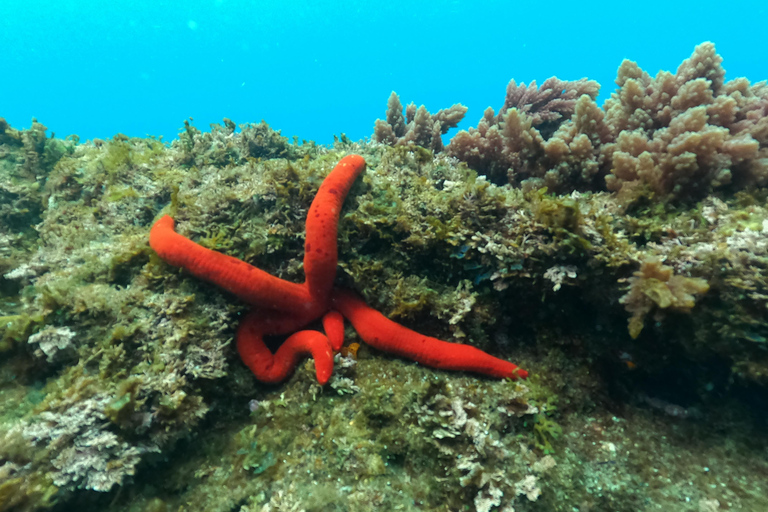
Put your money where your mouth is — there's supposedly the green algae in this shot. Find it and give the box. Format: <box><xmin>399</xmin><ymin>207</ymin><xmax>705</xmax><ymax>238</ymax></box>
<box><xmin>0</xmin><ymin>314</ymin><xmax>42</xmax><ymax>352</ymax></box>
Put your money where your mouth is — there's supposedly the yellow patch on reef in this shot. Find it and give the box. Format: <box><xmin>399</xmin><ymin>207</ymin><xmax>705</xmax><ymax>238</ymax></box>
<box><xmin>340</xmin><ymin>342</ymin><xmax>360</xmax><ymax>360</ymax></box>
<box><xmin>620</xmin><ymin>258</ymin><xmax>709</xmax><ymax>339</ymax></box>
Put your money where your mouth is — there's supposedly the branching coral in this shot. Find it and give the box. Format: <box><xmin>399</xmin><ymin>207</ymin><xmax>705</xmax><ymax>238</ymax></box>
<box><xmin>447</xmin><ymin>43</ymin><xmax>768</xmax><ymax>201</ymax></box>
<box><xmin>447</xmin><ymin>93</ymin><xmax>612</xmax><ymax>191</ymax></box>
<box><xmin>446</xmin><ymin>77</ymin><xmax>606</xmax><ymax>191</ymax></box>
<box><xmin>603</xmin><ymin>42</ymin><xmax>768</xmax><ymax>201</ymax></box>
<box><xmin>373</xmin><ymin>91</ymin><xmax>468</xmax><ymax>152</ymax></box>
<box><xmin>498</xmin><ymin>77</ymin><xmax>601</xmax><ymax>137</ymax></box>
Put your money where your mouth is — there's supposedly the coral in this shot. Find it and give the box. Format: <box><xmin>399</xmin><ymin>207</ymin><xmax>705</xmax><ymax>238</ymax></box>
<box><xmin>603</xmin><ymin>42</ymin><xmax>768</xmax><ymax>200</ymax></box>
<box><xmin>373</xmin><ymin>91</ymin><xmax>468</xmax><ymax>152</ymax></box>
<box><xmin>3</xmin><ymin>90</ymin><xmax>768</xmax><ymax>512</ymax></box>
<box><xmin>447</xmin><ymin>42</ymin><xmax>768</xmax><ymax>201</ymax></box>
<box><xmin>447</xmin><ymin>85</ymin><xmax>610</xmax><ymax>191</ymax></box>
<box><xmin>499</xmin><ymin>76</ymin><xmax>601</xmax><ymax>137</ymax></box>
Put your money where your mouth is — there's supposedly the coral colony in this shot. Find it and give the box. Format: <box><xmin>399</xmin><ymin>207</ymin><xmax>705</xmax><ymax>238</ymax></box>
<box><xmin>377</xmin><ymin>42</ymin><xmax>766</xmax><ymax>200</ymax></box>
<box><xmin>1</xmin><ymin>42</ymin><xmax>767</xmax><ymax>511</ymax></box>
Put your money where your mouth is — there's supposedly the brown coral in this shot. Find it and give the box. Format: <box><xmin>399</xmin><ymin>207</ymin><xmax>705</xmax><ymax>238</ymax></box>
<box><xmin>499</xmin><ymin>76</ymin><xmax>600</xmax><ymax>138</ymax></box>
<box><xmin>447</xmin><ymin>93</ymin><xmax>611</xmax><ymax>192</ymax></box>
<box><xmin>373</xmin><ymin>91</ymin><xmax>467</xmax><ymax>152</ymax></box>
<box><xmin>446</xmin><ymin>42</ymin><xmax>768</xmax><ymax>201</ymax></box>
<box><xmin>445</xmin><ymin>76</ymin><xmax>604</xmax><ymax>191</ymax></box>
<box><xmin>603</xmin><ymin>42</ymin><xmax>768</xmax><ymax>200</ymax></box>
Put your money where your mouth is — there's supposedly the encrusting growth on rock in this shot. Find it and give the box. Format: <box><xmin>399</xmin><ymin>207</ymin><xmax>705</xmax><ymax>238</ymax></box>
<box><xmin>620</xmin><ymin>258</ymin><xmax>709</xmax><ymax>339</ymax></box>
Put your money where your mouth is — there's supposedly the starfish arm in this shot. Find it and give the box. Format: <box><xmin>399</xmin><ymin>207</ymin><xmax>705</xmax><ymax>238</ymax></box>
<box><xmin>151</xmin><ymin>155</ymin><xmax>527</xmax><ymax>386</ymax></box>
<box><xmin>331</xmin><ymin>289</ymin><xmax>528</xmax><ymax>380</ymax></box>
<box><xmin>322</xmin><ymin>310</ymin><xmax>345</xmax><ymax>351</ymax></box>
<box><xmin>237</xmin><ymin>310</ymin><xmax>334</xmax><ymax>384</ymax></box>
<box><xmin>150</xmin><ymin>215</ymin><xmax>312</xmax><ymax>311</ymax></box>
<box><xmin>304</xmin><ymin>155</ymin><xmax>366</xmax><ymax>300</ymax></box>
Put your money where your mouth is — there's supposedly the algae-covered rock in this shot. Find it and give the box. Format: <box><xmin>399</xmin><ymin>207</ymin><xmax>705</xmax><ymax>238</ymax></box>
<box><xmin>0</xmin><ymin>117</ymin><xmax>767</xmax><ymax>512</ymax></box>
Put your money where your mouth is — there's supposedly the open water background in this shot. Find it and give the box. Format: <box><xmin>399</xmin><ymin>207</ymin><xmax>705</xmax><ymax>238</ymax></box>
<box><xmin>1</xmin><ymin>0</ymin><xmax>766</xmax><ymax>143</ymax></box>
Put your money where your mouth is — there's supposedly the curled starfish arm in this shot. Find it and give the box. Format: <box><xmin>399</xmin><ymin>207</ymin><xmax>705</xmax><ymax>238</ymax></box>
<box><xmin>322</xmin><ymin>310</ymin><xmax>345</xmax><ymax>351</ymax></box>
<box><xmin>304</xmin><ymin>155</ymin><xmax>366</xmax><ymax>300</ymax></box>
<box><xmin>237</xmin><ymin>310</ymin><xmax>335</xmax><ymax>384</ymax></box>
<box><xmin>150</xmin><ymin>215</ymin><xmax>311</xmax><ymax>311</ymax></box>
<box><xmin>332</xmin><ymin>289</ymin><xmax>528</xmax><ymax>380</ymax></box>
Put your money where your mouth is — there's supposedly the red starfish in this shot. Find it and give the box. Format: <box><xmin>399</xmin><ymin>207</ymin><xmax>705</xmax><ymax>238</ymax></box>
<box><xmin>149</xmin><ymin>155</ymin><xmax>527</xmax><ymax>384</ymax></box>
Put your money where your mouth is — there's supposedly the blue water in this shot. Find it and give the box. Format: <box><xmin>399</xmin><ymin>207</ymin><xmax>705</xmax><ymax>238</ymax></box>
<box><xmin>1</xmin><ymin>0</ymin><xmax>766</xmax><ymax>144</ymax></box>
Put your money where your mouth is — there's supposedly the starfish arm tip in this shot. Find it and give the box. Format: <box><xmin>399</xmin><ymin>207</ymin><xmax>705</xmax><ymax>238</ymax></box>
<box><xmin>509</xmin><ymin>366</ymin><xmax>529</xmax><ymax>380</ymax></box>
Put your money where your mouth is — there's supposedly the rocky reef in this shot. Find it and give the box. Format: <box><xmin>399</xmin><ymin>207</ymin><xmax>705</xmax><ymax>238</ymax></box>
<box><xmin>1</xmin><ymin>42</ymin><xmax>767</xmax><ymax>512</ymax></box>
